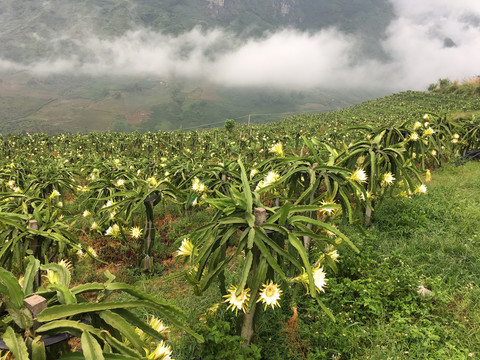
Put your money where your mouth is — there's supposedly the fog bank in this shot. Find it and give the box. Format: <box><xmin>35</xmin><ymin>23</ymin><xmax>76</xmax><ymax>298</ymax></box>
<box><xmin>0</xmin><ymin>0</ymin><xmax>478</xmax><ymax>91</ymax></box>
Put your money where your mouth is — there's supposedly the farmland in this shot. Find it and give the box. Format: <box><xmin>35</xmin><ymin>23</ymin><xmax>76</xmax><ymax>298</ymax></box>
<box><xmin>1</xmin><ymin>87</ymin><xmax>480</xmax><ymax>359</ymax></box>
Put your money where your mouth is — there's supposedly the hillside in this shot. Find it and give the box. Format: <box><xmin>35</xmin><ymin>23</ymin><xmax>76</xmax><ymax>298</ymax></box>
<box><xmin>3</xmin><ymin>1</ymin><xmax>477</xmax><ymax>134</ymax></box>
<box><xmin>0</xmin><ymin>0</ymin><xmax>399</xmax><ymax>134</ymax></box>
<box><xmin>0</xmin><ymin>0</ymin><xmax>393</xmax><ymax>63</ymax></box>
<box><xmin>1</xmin><ymin>87</ymin><xmax>479</xmax><ymax>359</ymax></box>
<box><xmin>1</xmin><ymin>75</ymin><xmax>480</xmax><ymax>134</ymax></box>
<box><xmin>0</xmin><ymin>71</ymin><xmax>389</xmax><ymax>134</ymax></box>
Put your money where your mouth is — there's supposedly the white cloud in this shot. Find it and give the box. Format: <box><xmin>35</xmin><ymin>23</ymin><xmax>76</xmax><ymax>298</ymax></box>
<box><xmin>389</xmin><ymin>0</ymin><xmax>480</xmax><ymax>19</ymax></box>
<box><xmin>382</xmin><ymin>0</ymin><xmax>480</xmax><ymax>89</ymax></box>
<box><xmin>211</xmin><ymin>28</ymin><xmax>369</xmax><ymax>88</ymax></box>
<box><xmin>0</xmin><ymin>58</ymin><xmax>22</xmax><ymax>71</ymax></box>
<box><xmin>0</xmin><ymin>1</ymin><xmax>479</xmax><ymax>91</ymax></box>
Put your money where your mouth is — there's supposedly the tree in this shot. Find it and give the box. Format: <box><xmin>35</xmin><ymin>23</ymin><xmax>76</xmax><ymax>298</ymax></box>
<box><xmin>225</xmin><ymin>119</ymin><xmax>235</xmax><ymax>133</ymax></box>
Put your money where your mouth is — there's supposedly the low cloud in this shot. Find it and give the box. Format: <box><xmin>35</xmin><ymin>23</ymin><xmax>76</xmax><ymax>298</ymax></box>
<box><xmin>1</xmin><ymin>0</ymin><xmax>479</xmax><ymax>91</ymax></box>
<box><xmin>383</xmin><ymin>0</ymin><xmax>480</xmax><ymax>89</ymax></box>
<box><xmin>210</xmin><ymin>29</ymin><xmax>387</xmax><ymax>88</ymax></box>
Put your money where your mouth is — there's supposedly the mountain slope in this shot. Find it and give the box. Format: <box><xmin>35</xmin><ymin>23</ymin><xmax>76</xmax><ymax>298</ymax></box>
<box><xmin>0</xmin><ymin>0</ymin><xmax>397</xmax><ymax>133</ymax></box>
<box><xmin>0</xmin><ymin>0</ymin><xmax>393</xmax><ymax>63</ymax></box>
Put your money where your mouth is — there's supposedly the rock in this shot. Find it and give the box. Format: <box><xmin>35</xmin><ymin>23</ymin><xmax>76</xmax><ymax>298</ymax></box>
<box><xmin>417</xmin><ymin>284</ymin><xmax>433</xmax><ymax>297</ymax></box>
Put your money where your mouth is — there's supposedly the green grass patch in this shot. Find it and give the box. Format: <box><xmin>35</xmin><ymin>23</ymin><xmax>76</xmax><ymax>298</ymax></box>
<box><xmin>151</xmin><ymin>161</ymin><xmax>480</xmax><ymax>359</ymax></box>
<box><xmin>297</xmin><ymin>161</ymin><xmax>480</xmax><ymax>359</ymax></box>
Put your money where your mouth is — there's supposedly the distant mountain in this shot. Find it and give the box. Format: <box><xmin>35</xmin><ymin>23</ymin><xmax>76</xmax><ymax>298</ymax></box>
<box><xmin>0</xmin><ymin>0</ymin><xmax>393</xmax><ymax>63</ymax></box>
<box><xmin>0</xmin><ymin>0</ymin><xmax>396</xmax><ymax>133</ymax></box>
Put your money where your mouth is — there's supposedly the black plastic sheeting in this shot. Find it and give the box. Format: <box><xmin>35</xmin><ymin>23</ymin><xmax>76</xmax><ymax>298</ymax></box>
<box><xmin>0</xmin><ymin>332</ymin><xmax>71</xmax><ymax>350</ymax></box>
<box><xmin>463</xmin><ymin>149</ymin><xmax>480</xmax><ymax>160</ymax></box>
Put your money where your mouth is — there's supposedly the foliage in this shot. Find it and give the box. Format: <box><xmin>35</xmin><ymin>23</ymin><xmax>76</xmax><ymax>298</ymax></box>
<box><xmin>0</xmin><ymin>191</ymin><xmax>84</xmax><ymax>273</ymax></box>
<box><xmin>224</xmin><ymin>119</ymin><xmax>236</xmax><ymax>133</ymax></box>
<box><xmin>1</xmin><ymin>89</ymin><xmax>480</xmax><ymax>358</ymax></box>
<box><xmin>288</xmin><ymin>162</ymin><xmax>480</xmax><ymax>359</ymax></box>
<box><xmin>195</xmin><ymin>320</ymin><xmax>261</xmax><ymax>360</ymax></box>
<box><xmin>0</xmin><ymin>257</ymin><xmax>201</xmax><ymax>359</ymax></box>
<box><xmin>429</xmin><ymin>77</ymin><xmax>480</xmax><ymax>98</ymax></box>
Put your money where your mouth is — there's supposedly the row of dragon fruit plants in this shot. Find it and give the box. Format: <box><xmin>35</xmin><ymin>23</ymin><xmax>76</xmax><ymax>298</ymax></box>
<box><xmin>1</xmin><ymin>112</ymin><xmax>479</xmax><ymax>359</ymax></box>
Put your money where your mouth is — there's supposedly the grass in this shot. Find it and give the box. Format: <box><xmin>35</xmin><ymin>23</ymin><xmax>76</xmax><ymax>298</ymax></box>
<box><xmin>158</xmin><ymin>161</ymin><xmax>479</xmax><ymax>359</ymax></box>
<box><xmin>374</xmin><ymin>161</ymin><xmax>480</xmax><ymax>286</ymax></box>
<box><xmin>68</xmin><ymin>161</ymin><xmax>480</xmax><ymax>359</ymax></box>
<box><xmin>316</xmin><ymin>161</ymin><xmax>480</xmax><ymax>359</ymax></box>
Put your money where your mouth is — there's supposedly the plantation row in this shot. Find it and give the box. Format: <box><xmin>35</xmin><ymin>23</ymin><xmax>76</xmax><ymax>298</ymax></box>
<box><xmin>1</xmin><ymin>94</ymin><xmax>480</xmax><ymax>359</ymax></box>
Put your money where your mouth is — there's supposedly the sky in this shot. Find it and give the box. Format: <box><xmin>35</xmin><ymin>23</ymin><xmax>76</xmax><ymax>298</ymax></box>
<box><xmin>1</xmin><ymin>0</ymin><xmax>479</xmax><ymax>91</ymax></box>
